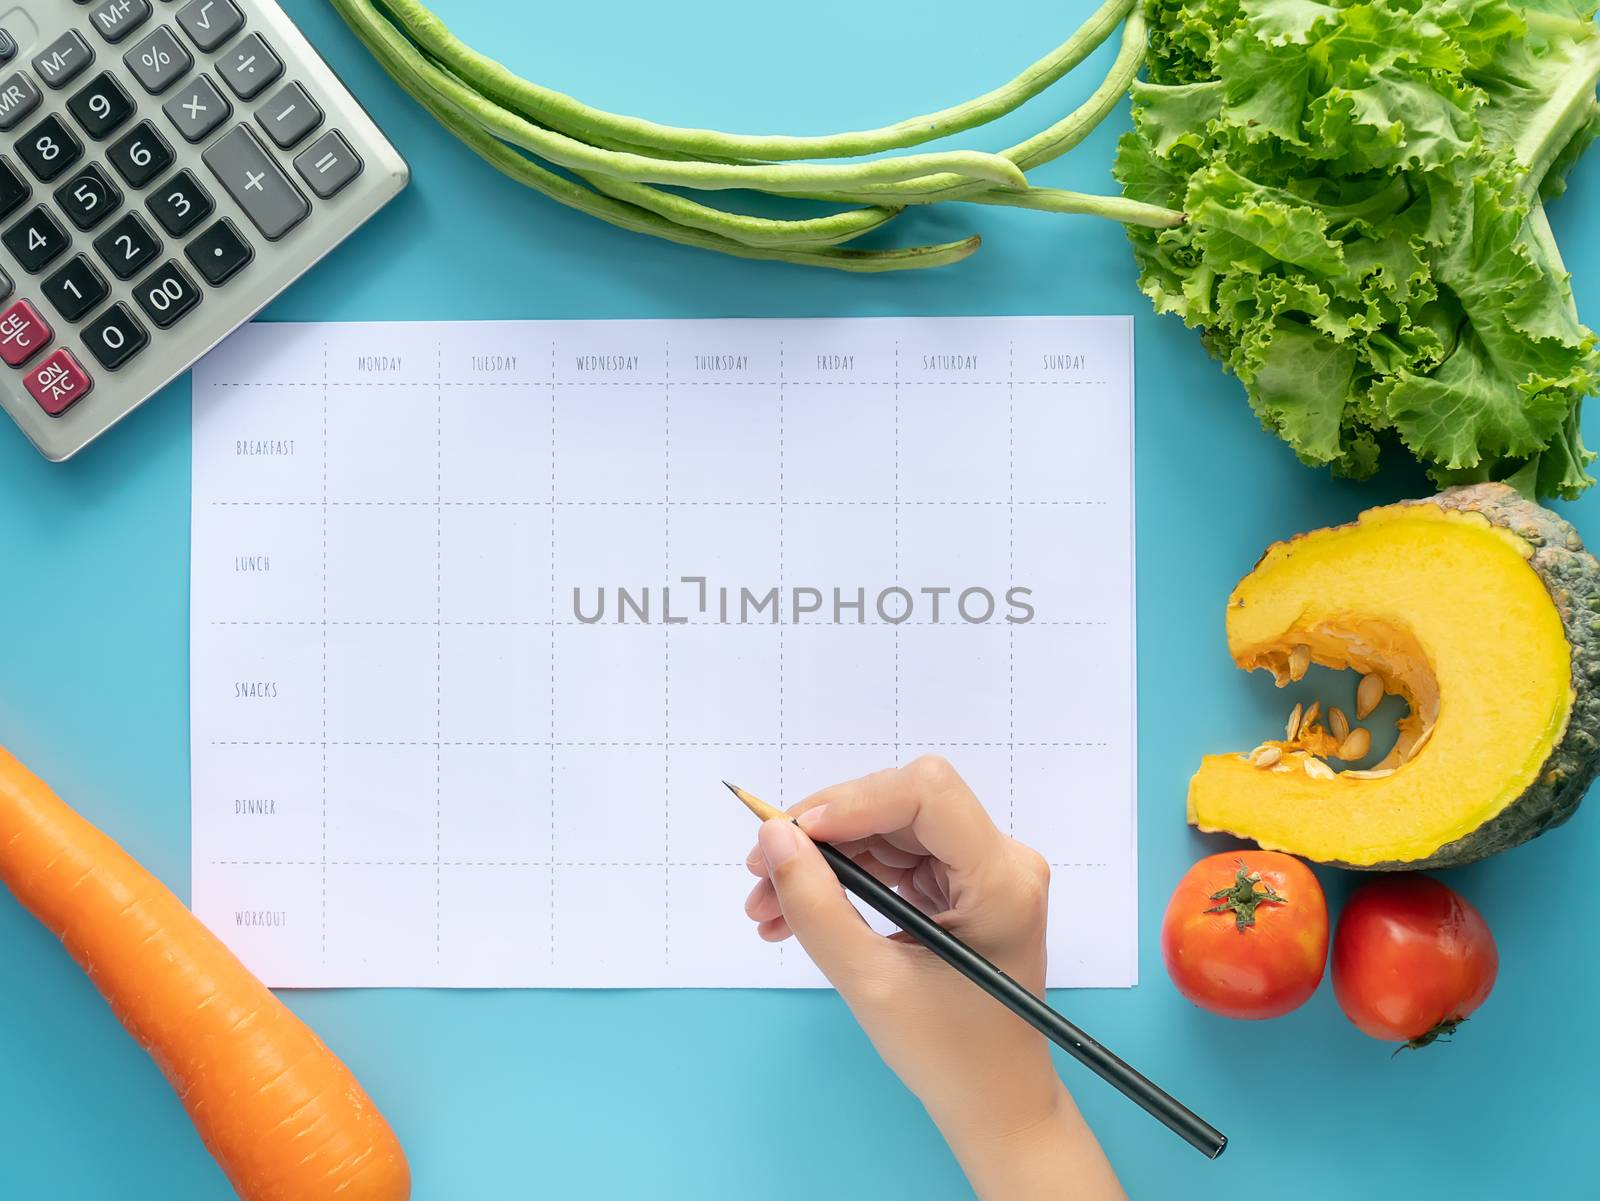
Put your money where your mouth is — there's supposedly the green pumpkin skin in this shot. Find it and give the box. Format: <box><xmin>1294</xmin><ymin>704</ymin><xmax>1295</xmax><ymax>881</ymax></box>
<box><xmin>1350</xmin><ymin>484</ymin><xmax>1600</xmax><ymax>871</ymax></box>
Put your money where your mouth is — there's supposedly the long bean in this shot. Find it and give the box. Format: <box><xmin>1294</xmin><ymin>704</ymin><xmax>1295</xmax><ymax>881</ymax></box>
<box><xmin>329</xmin><ymin>0</ymin><xmax>981</xmax><ymax>270</ymax></box>
<box><xmin>817</xmin><ymin>12</ymin><xmax>1149</xmax><ymax>205</ymax></box>
<box><xmin>376</xmin><ymin>0</ymin><xmax>1136</xmax><ymax>162</ymax></box>
<box><xmin>344</xmin><ymin>0</ymin><xmax>1027</xmax><ymax>193</ymax></box>
<box><xmin>963</xmin><ymin>185</ymin><xmax>1184</xmax><ymax>228</ymax></box>
<box><xmin>580</xmin><ymin>173</ymin><xmax>904</xmax><ymax>248</ymax></box>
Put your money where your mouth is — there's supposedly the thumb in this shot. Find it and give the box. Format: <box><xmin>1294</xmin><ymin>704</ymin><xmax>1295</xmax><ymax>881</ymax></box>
<box><xmin>759</xmin><ymin>819</ymin><xmax>881</xmax><ymax>983</ymax></box>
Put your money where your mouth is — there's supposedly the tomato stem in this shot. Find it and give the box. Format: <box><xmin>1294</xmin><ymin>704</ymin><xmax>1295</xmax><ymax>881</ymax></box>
<box><xmin>1204</xmin><ymin>859</ymin><xmax>1287</xmax><ymax>931</ymax></box>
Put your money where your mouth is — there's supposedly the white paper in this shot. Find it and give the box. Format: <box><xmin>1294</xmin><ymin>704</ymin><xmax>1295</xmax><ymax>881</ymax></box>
<box><xmin>190</xmin><ymin>317</ymin><xmax>1137</xmax><ymax>989</ymax></box>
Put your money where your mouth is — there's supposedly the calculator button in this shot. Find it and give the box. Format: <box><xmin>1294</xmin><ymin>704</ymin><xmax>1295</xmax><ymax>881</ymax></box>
<box><xmin>256</xmin><ymin>81</ymin><xmax>321</xmax><ymax>149</ymax></box>
<box><xmin>0</xmin><ymin>30</ymin><xmax>16</xmax><ymax>65</ymax></box>
<box><xmin>67</xmin><ymin>72</ymin><xmax>135</xmax><ymax>139</ymax></box>
<box><xmin>90</xmin><ymin>0</ymin><xmax>153</xmax><ymax>44</ymax></box>
<box><xmin>132</xmin><ymin>258</ymin><xmax>199</xmax><ymax>327</ymax></box>
<box><xmin>162</xmin><ymin>73</ymin><xmax>230</xmax><ymax>142</ymax></box>
<box><xmin>293</xmin><ymin>130</ymin><xmax>361</xmax><ymax>199</ymax></box>
<box><xmin>32</xmin><ymin>32</ymin><xmax>95</xmax><ymax>90</ymax></box>
<box><xmin>0</xmin><ymin>297</ymin><xmax>50</xmax><ymax>365</ymax></box>
<box><xmin>54</xmin><ymin>163</ymin><xmax>122</xmax><ymax>230</ymax></box>
<box><xmin>147</xmin><ymin>167</ymin><xmax>211</xmax><ymax>234</ymax></box>
<box><xmin>185</xmin><ymin>216</ymin><xmax>249</xmax><ymax>284</ymax></box>
<box><xmin>82</xmin><ymin>301</ymin><xmax>147</xmax><ymax>369</ymax></box>
<box><xmin>23</xmin><ymin>348</ymin><xmax>92</xmax><ymax>416</ymax></box>
<box><xmin>217</xmin><ymin>33</ymin><xmax>281</xmax><ymax>100</ymax></box>
<box><xmin>42</xmin><ymin>253</ymin><xmax>110</xmax><ymax>321</ymax></box>
<box><xmin>93</xmin><ymin>210</ymin><xmax>161</xmax><ymax>278</ymax></box>
<box><xmin>0</xmin><ymin>156</ymin><xmax>29</xmax><ymax>221</ymax></box>
<box><xmin>107</xmin><ymin>119</ymin><xmax>174</xmax><ymax>187</ymax></box>
<box><xmin>176</xmin><ymin>0</ymin><xmax>244</xmax><ymax>53</ymax></box>
<box><xmin>0</xmin><ymin>266</ymin><xmax>10</xmax><ymax>302</ymax></box>
<box><xmin>123</xmin><ymin>26</ymin><xmax>191</xmax><ymax>95</ymax></box>
<box><xmin>203</xmin><ymin>124</ymin><xmax>306</xmax><ymax>239</ymax></box>
<box><xmin>3</xmin><ymin>206</ymin><xmax>70</xmax><ymax>273</ymax></box>
<box><xmin>0</xmin><ymin>71</ymin><xmax>40</xmax><ymax>131</ymax></box>
<box><xmin>17</xmin><ymin>115</ymin><xmax>84</xmax><ymax>183</ymax></box>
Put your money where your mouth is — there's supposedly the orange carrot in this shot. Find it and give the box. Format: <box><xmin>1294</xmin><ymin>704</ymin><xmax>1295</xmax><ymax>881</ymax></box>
<box><xmin>0</xmin><ymin>747</ymin><xmax>410</xmax><ymax>1201</ymax></box>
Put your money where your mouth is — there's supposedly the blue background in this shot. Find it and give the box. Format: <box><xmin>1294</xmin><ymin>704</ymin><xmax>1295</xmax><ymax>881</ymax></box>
<box><xmin>2</xmin><ymin>0</ymin><xmax>1596</xmax><ymax>1195</ymax></box>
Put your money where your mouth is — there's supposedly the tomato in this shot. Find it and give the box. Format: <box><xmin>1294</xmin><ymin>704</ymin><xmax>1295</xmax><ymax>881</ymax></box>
<box><xmin>1161</xmin><ymin>851</ymin><xmax>1328</xmax><ymax>1020</ymax></box>
<box><xmin>1332</xmin><ymin>875</ymin><xmax>1498</xmax><ymax>1049</ymax></box>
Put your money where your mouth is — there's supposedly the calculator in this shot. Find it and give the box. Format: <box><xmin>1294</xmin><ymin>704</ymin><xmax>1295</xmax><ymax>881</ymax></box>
<box><xmin>0</xmin><ymin>0</ymin><xmax>407</xmax><ymax>461</ymax></box>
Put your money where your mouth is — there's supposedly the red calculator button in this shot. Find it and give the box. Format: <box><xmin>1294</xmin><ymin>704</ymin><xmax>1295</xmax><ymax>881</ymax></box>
<box><xmin>24</xmin><ymin>347</ymin><xmax>92</xmax><ymax>416</ymax></box>
<box><xmin>0</xmin><ymin>298</ymin><xmax>50</xmax><ymax>367</ymax></box>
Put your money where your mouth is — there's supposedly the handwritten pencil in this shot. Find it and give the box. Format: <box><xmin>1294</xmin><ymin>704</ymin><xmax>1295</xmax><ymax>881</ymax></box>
<box><xmin>726</xmin><ymin>781</ymin><xmax>1227</xmax><ymax>1159</ymax></box>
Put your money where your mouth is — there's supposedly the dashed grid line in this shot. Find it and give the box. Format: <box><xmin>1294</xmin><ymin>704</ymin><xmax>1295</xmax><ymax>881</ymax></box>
<box><xmin>207</xmin><ymin>499</ymin><xmax>1109</xmax><ymax>507</ymax></box>
<box><xmin>216</xmin><ymin>859</ymin><xmax>1110</xmax><ymax>869</ymax></box>
<box><xmin>893</xmin><ymin>339</ymin><xmax>900</xmax><ymax>762</ymax></box>
<box><xmin>434</xmin><ymin>342</ymin><xmax>443</xmax><ymax>966</ymax></box>
<box><xmin>211</xmin><ymin>378</ymin><xmax>1109</xmax><ymax>389</ymax></box>
<box><xmin>209</xmin><ymin>619</ymin><xmax>1110</xmax><ymax>628</ymax></box>
<box><xmin>548</xmin><ymin>338</ymin><xmax>558</xmax><ymax>967</ymax></box>
<box><xmin>1009</xmin><ymin>340</ymin><xmax>1016</xmax><ymax>836</ymax></box>
<box><xmin>664</xmin><ymin>341</ymin><xmax>672</xmax><ymax>966</ymax></box>
<box><xmin>212</xmin><ymin>740</ymin><xmax>1109</xmax><ymax>749</ymax></box>
<box><xmin>320</xmin><ymin>341</ymin><xmax>329</xmax><ymax>965</ymax></box>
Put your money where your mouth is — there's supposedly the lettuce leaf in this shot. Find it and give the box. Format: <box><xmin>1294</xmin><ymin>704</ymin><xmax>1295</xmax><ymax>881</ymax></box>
<box><xmin>1116</xmin><ymin>0</ymin><xmax>1600</xmax><ymax>497</ymax></box>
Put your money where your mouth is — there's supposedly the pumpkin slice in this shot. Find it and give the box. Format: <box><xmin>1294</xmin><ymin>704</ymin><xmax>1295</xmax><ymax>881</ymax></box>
<box><xmin>1188</xmin><ymin>484</ymin><xmax>1600</xmax><ymax>869</ymax></box>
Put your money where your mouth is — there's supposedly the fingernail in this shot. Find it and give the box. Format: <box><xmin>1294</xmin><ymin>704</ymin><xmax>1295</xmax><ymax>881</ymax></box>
<box><xmin>796</xmin><ymin>805</ymin><xmax>829</xmax><ymax>833</ymax></box>
<box><xmin>759</xmin><ymin>818</ymin><xmax>799</xmax><ymax>869</ymax></box>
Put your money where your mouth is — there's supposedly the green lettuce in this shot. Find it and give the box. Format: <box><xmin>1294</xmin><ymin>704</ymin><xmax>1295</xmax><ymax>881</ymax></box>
<box><xmin>1116</xmin><ymin>0</ymin><xmax>1600</xmax><ymax>497</ymax></box>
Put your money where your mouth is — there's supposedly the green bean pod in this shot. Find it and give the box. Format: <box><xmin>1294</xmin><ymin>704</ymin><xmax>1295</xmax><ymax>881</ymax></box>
<box><xmin>330</xmin><ymin>0</ymin><xmax>981</xmax><ymax>270</ymax></box>
<box><xmin>378</xmin><ymin>0</ymin><xmax>1136</xmax><ymax>162</ymax></box>
<box><xmin>342</xmin><ymin>0</ymin><xmax>1027</xmax><ymax>193</ymax></box>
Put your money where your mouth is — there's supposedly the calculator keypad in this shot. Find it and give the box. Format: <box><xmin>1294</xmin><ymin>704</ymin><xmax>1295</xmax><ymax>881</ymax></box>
<box><xmin>0</xmin><ymin>156</ymin><xmax>29</xmax><ymax>220</ymax></box>
<box><xmin>161</xmin><ymin>73</ymin><xmax>229</xmax><ymax>142</ymax></box>
<box><xmin>82</xmin><ymin>300</ymin><xmax>146</xmax><ymax>369</ymax></box>
<box><xmin>176</xmin><ymin>0</ymin><xmax>245</xmax><ymax>54</ymax></box>
<box><xmin>106</xmin><ymin>117</ymin><xmax>171</xmax><ymax>186</ymax></box>
<box><xmin>42</xmin><ymin>253</ymin><xmax>109</xmax><ymax>321</ymax></box>
<box><xmin>89</xmin><ymin>0</ymin><xmax>152</xmax><ymax>46</ymax></box>
<box><xmin>147</xmin><ymin>166</ymin><xmax>212</xmax><ymax>234</ymax></box>
<box><xmin>185</xmin><ymin>216</ymin><xmax>249</xmax><ymax>284</ymax></box>
<box><xmin>4</xmin><ymin>205</ymin><xmax>69</xmax><ymax>272</ymax></box>
<box><xmin>204</xmin><ymin>123</ymin><xmax>303</xmax><ymax>238</ymax></box>
<box><xmin>93</xmin><ymin>210</ymin><xmax>160</xmax><ymax>278</ymax></box>
<box><xmin>32</xmin><ymin>32</ymin><xmax>94</xmax><ymax>90</ymax></box>
<box><xmin>67</xmin><ymin>71</ymin><xmax>134</xmax><ymax>139</ymax></box>
<box><xmin>123</xmin><ymin>26</ymin><xmax>190</xmax><ymax>95</ymax></box>
<box><xmin>17</xmin><ymin>114</ymin><xmax>83</xmax><ymax>182</ymax></box>
<box><xmin>54</xmin><ymin>162</ymin><xmax>121</xmax><ymax>229</ymax></box>
<box><xmin>0</xmin><ymin>72</ymin><xmax>41</xmax><ymax>130</ymax></box>
<box><xmin>132</xmin><ymin>257</ymin><xmax>199</xmax><ymax>327</ymax></box>
<box><xmin>0</xmin><ymin>0</ymin><xmax>403</xmax><ymax>431</ymax></box>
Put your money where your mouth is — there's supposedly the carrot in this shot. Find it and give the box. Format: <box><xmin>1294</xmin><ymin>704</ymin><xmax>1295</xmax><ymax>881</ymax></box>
<box><xmin>0</xmin><ymin>747</ymin><xmax>410</xmax><ymax>1201</ymax></box>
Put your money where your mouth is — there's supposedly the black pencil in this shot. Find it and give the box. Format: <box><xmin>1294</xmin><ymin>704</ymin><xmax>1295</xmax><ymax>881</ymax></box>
<box><xmin>726</xmin><ymin>781</ymin><xmax>1227</xmax><ymax>1160</ymax></box>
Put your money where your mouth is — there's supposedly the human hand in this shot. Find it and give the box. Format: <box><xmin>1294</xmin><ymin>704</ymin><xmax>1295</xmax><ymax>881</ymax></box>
<box><xmin>743</xmin><ymin>757</ymin><xmax>1123</xmax><ymax>1200</ymax></box>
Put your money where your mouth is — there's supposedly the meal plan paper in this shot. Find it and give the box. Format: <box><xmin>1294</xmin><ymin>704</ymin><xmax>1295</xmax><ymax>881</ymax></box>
<box><xmin>190</xmin><ymin>317</ymin><xmax>1137</xmax><ymax>989</ymax></box>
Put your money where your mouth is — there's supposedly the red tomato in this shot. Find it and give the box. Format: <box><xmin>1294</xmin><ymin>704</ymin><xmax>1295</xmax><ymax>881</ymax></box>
<box><xmin>1161</xmin><ymin>851</ymin><xmax>1328</xmax><ymax>1020</ymax></box>
<box><xmin>1332</xmin><ymin>876</ymin><xmax>1498</xmax><ymax>1049</ymax></box>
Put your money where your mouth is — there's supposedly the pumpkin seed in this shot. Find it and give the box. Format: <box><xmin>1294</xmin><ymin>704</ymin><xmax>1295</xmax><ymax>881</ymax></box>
<box><xmin>1329</xmin><ymin>707</ymin><xmax>1350</xmax><ymax>741</ymax></box>
<box><xmin>1356</xmin><ymin>672</ymin><xmax>1384</xmax><ymax>719</ymax></box>
<box><xmin>1303</xmin><ymin>701</ymin><xmax>1321</xmax><ymax>730</ymax></box>
<box><xmin>1337</xmin><ymin>726</ymin><xmax>1371</xmax><ymax>760</ymax></box>
<box><xmin>1289</xmin><ymin>643</ymin><xmax>1312</xmax><ymax>681</ymax></box>
<box><xmin>1303</xmin><ymin>756</ymin><xmax>1335</xmax><ymax>779</ymax></box>
<box><xmin>1286</xmin><ymin>703</ymin><xmax>1304</xmax><ymax>741</ymax></box>
<box><xmin>1250</xmin><ymin>745</ymin><xmax>1283</xmax><ymax>768</ymax></box>
<box><xmin>1341</xmin><ymin>768</ymin><xmax>1396</xmax><ymax>780</ymax></box>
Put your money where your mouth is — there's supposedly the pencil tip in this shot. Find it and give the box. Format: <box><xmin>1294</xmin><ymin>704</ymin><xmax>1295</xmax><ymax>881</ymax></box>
<box><xmin>722</xmin><ymin>780</ymin><xmax>741</xmax><ymax>796</ymax></box>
